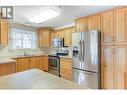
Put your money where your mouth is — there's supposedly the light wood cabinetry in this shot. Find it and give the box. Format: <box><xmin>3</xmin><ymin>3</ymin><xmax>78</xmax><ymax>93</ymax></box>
<box><xmin>0</xmin><ymin>19</ymin><xmax>9</xmax><ymax>45</ymax></box>
<box><xmin>101</xmin><ymin>7</ymin><xmax>127</xmax><ymax>46</ymax></box>
<box><xmin>29</xmin><ymin>57</ymin><xmax>36</xmax><ymax>69</ymax></box>
<box><xmin>114</xmin><ymin>8</ymin><xmax>127</xmax><ymax>45</ymax></box>
<box><xmin>113</xmin><ymin>46</ymin><xmax>127</xmax><ymax>89</ymax></box>
<box><xmin>101</xmin><ymin>46</ymin><xmax>114</xmax><ymax>89</ymax></box>
<box><xmin>75</xmin><ymin>17</ymin><xmax>88</xmax><ymax>32</ymax></box>
<box><xmin>0</xmin><ymin>62</ymin><xmax>15</xmax><ymax>76</ymax></box>
<box><xmin>101</xmin><ymin>10</ymin><xmax>114</xmax><ymax>45</ymax></box>
<box><xmin>64</xmin><ymin>27</ymin><xmax>73</xmax><ymax>46</ymax></box>
<box><xmin>88</xmin><ymin>14</ymin><xmax>100</xmax><ymax>31</ymax></box>
<box><xmin>16</xmin><ymin>58</ymin><xmax>30</xmax><ymax>72</ymax></box>
<box><xmin>16</xmin><ymin>56</ymin><xmax>49</xmax><ymax>72</ymax></box>
<box><xmin>38</xmin><ymin>28</ymin><xmax>52</xmax><ymax>47</ymax></box>
<box><xmin>36</xmin><ymin>56</ymin><xmax>49</xmax><ymax>72</ymax></box>
<box><xmin>101</xmin><ymin>46</ymin><xmax>127</xmax><ymax>89</ymax></box>
<box><xmin>60</xmin><ymin>58</ymin><xmax>72</xmax><ymax>81</ymax></box>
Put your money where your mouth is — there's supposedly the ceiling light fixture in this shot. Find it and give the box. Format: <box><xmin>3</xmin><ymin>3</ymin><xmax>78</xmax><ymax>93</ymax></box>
<box><xmin>29</xmin><ymin>8</ymin><xmax>60</xmax><ymax>23</ymax></box>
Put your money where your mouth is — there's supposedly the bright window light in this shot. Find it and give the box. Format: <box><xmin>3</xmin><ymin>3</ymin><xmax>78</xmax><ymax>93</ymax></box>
<box><xmin>29</xmin><ymin>8</ymin><xmax>60</xmax><ymax>23</ymax></box>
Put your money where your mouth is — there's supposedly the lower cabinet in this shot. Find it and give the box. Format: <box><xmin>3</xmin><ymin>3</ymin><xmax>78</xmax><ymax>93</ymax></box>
<box><xmin>101</xmin><ymin>46</ymin><xmax>127</xmax><ymax>89</ymax></box>
<box><xmin>16</xmin><ymin>58</ymin><xmax>30</xmax><ymax>72</ymax></box>
<box><xmin>16</xmin><ymin>56</ymin><xmax>49</xmax><ymax>72</ymax></box>
<box><xmin>36</xmin><ymin>56</ymin><xmax>49</xmax><ymax>72</ymax></box>
<box><xmin>0</xmin><ymin>62</ymin><xmax>15</xmax><ymax>76</ymax></box>
<box><xmin>60</xmin><ymin>58</ymin><xmax>72</xmax><ymax>81</ymax></box>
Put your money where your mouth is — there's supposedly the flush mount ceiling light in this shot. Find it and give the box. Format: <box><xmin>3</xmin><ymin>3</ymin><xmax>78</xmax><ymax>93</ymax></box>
<box><xmin>29</xmin><ymin>8</ymin><xmax>60</xmax><ymax>23</ymax></box>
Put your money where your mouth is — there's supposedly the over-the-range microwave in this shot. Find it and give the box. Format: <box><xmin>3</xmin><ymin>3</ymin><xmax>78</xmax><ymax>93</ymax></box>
<box><xmin>52</xmin><ymin>38</ymin><xmax>64</xmax><ymax>48</ymax></box>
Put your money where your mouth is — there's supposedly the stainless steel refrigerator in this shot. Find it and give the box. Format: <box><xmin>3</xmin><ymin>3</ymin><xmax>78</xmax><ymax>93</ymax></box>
<box><xmin>72</xmin><ymin>30</ymin><xmax>100</xmax><ymax>89</ymax></box>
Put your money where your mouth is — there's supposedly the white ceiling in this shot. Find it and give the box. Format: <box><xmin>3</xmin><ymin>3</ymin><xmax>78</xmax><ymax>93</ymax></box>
<box><xmin>12</xmin><ymin>6</ymin><xmax>115</xmax><ymax>28</ymax></box>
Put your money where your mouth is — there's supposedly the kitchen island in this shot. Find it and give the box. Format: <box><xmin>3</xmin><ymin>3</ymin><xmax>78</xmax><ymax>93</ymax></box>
<box><xmin>0</xmin><ymin>69</ymin><xmax>87</xmax><ymax>89</ymax></box>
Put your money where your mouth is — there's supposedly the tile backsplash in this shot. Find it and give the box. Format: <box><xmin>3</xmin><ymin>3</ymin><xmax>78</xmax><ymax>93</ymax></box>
<box><xmin>0</xmin><ymin>45</ymin><xmax>72</xmax><ymax>58</ymax></box>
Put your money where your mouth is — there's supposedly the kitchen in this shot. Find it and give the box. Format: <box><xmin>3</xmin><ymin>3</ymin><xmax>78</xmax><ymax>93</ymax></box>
<box><xmin>0</xmin><ymin>6</ymin><xmax>126</xmax><ymax>89</ymax></box>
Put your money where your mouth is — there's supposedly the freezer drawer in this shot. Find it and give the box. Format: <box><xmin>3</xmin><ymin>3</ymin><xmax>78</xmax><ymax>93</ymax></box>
<box><xmin>72</xmin><ymin>68</ymin><xmax>98</xmax><ymax>89</ymax></box>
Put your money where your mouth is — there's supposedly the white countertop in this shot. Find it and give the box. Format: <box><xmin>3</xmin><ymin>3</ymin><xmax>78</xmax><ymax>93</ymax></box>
<box><xmin>0</xmin><ymin>58</ymin><xmax>16</xmax><ymax>64</ymax></box>
<box><xmin>0</xmin><ymin>69</ymin><xmax>87</xmax><ymax>89</ymax></box>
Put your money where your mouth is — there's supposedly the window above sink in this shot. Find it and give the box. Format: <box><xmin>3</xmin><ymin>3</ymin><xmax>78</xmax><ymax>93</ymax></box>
<box><xmin>9</xmin><ymin>27</ymin><xmax>37</xmax><ymax>50</ymax></box>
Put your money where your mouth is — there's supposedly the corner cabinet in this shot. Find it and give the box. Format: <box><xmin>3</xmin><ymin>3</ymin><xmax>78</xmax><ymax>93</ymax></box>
<box><xmin>38</xmin><ymin>28</ymin><xmax>52</xmax><ymax>47</ymax></box>
<box><xmin>0</xmin><ymin>19</ymin><xmax>9</xmax><ymax>45</ymax></box>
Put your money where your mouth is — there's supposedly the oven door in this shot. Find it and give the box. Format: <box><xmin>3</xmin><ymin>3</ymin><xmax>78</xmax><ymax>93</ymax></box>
<box><xmin>49</xmin><ymin>56</ymin><xmax>59</xmax><ymax>71</ymax></box>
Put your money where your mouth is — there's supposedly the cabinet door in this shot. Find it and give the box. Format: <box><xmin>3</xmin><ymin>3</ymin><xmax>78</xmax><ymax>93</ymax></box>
<box><xmin>43</xmin><ymin>30</ymin><xmax>50</xmax><ymax>46</ymax></box>
<box><xmin>6</xmin><ymin>63</ymin><xmax>15</xmax><ymax>75</ymax></box>
<box><xmin>37</xmin><ymin>56</ymin><xmax>49</xmax><ymax>72</ymax></box>
<box><xmin>17</xmin><ymin>58</ymin><xmax>30</xmax><ymax>72</ymax></box>
<box><xmin>58</xmin><ymin>30</ymin><xmax>64</xmax><ymax>38</ymax></box>
<box><xmin>101</xmin><ymin>11</ymin><xmax>114</xmax><ymax>45</ymax></box>
<box><xmin>88</xmin><ymin>14</ymin><xmax>100</xmax><ymax>31</ymax></box>
<box><xmin>101</xmin><ymin>46</ymin><xmax>114</xmax><ymax>89</ymax></box>
<box><xmin>64</xmin><ymin>28</ymin><xmax>72</xmax><ymax>46</ymax></box>
<box><xmin>113</xmin><ymin>46</ymin><xmax>127</xmax><ymax>89</ymax></box>
<box><xmin>0</xmin><ymin>19</ymin><xmax>9</xmax><ymax>45</ymax></box>
<box><xmin>0</xmin><ymin>63</ymin><xmax>15</xmax><ymax>76</ymax></box>
<box><xmin>30</xmin><ymin>57</ymin><xmax>36</xmax><ymax>69</ymax></box>
<box><xmin>42</xmin><ymin>56</ymin><xmax>49</xmax><ymax>72</ymax></box>
<box><xmin>114</xmin><ymin>8</ymin><xmax>127</xmax><ymax>45</ymax></box>
<box><xmin>38</xmin><ymin>29</ymin><xmax>50</xmax><ymax>47</ymax></box>
<box><xmin>75</xmin><ymin>17</ymin><xmax>88</xmax><ymax>32</ymax></box>
<box><xmin>60</xmin><ymin>58</ymin><xmax>72</xmax><ymax>81</ymax></box>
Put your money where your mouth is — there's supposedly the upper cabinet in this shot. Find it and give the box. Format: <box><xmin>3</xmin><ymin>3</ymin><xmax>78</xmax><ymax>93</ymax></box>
<box><xmin>64</xmin><ymin>27</ymin><xmax>73</xmax><ymax>46</ymax></box>
<box><xmin>0</xmin><ymin>19</ymin><xmax>9</xmax><ymax>45</ymax></box>
<box><xmin>101</xmin><ymin>10</ymin><xmax>114</xmax><ymax>45</ymax></box>
<box><xmin>38</xmin><ymin>28</ymin><xmax>52</xmax><ymax>47</ymax></box>
<box><xmin>114</xmin><ymin>8</ymin><xmax>127</xmax><ymax>45</ymax></box>
<box><xmin>88</xmin><ymin>14</ymin><xmax>101</xmax><ymax>31</ymax></box>
<box><xmin>75</xmin><ymin>17</ymin><xmax>88</xmax><ymax>32</ymax></box>
<box><xmin>101</xmin><ymin>7</ymin><xmax>127</xmax><ymax>46</ymax></box>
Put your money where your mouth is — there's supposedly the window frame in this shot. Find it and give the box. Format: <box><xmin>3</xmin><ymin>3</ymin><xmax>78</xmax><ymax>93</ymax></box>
<box><xmin>9</xmin><ymin>27</ymin><xmax>38</xmax><ymax>50</ymax></box>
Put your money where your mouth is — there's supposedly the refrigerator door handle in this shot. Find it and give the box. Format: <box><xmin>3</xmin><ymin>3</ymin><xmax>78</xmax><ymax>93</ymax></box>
<box><xmin>82</xmin><ymin>40</ymin><xmax>85</xmax><ymax>62</ymax></box>
<box><xmin>79</xmin><ymin>40</ymin><xmax>82</xmax><ymax>66</ymax></box>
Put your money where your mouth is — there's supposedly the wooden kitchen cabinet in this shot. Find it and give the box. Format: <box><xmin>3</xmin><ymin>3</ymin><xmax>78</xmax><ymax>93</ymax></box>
<box><xmin>36</xmin><ymin>56</ymin><xmax>49</xmax><ymax>72</ymax></box>
<box><xmin>88</xmin><ymin>14</ymin><xmax>101</xmax><ymax>31</ymax></box>
<box><xmin>16</xmin><ymin>56</ymin><xmax>49</xmax><ymax>72</ymax></box>
<box><xmin>113</xmin><ymin>46</ymin><xmax>127</xmax><ymax>89</ymax></box>
<box><xmin>114</xmin><ymin>7</ymin><xmax>127</xmax><ymax>45</ymax></box>
<box><xmin>101</xmin><ymin>46</ymin><xmax>114</xmax><ymax>89</ymax></box>
<box><xmin>57</xmin><ymin>30</ymin><xmax>65</xmax><ymax>38</ymax></box>
<box><xmin>16</xmin><ymin>58</ymin><xmax>30</xmax><ymax>72</ymax></box>
<box><xmin>101</xmin><ymin>46</ymin><xmax>127</xmax><ymax>89</ymax></box>
<box><xmin>38</xmin><ymin>28</ymin><xmax>51</xmax><ymax>47</ymax></box>
<box><xmin>60</xmin><ymin>58</ymin><xmax>72</xmax><ymax>81</ymax></box>
<box><xmin>101</xmin><ymin>10</ymin><xmax>114</xmax><ymax>45</ymax></box>
<box><xmin>64</xmin><ymin>27</ymin><xmax>73</xmax><ymax>46</ymax></box>
<box><xmin>75</xmin><ymin>17</ymin><xmax>88</xmax><ymax>32</ymax></box>
<box><xmin>0</xmin><ymin>19</ymin><xmax>9</xmax><ymax>45</ymax></box>
<box><xmin>49</xmin><ymin>30</ymin><xmax>56</xmax><ymax>46</ymax></box>
<box><xmin>0</xmin><ymin>62</ymin><xmax>15</xmax><ymax>76</ymax></box>
<box><xmin>29</xmin><ymin>57</ymin><xmax>36</xmax><ymax>69</ymax></box>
